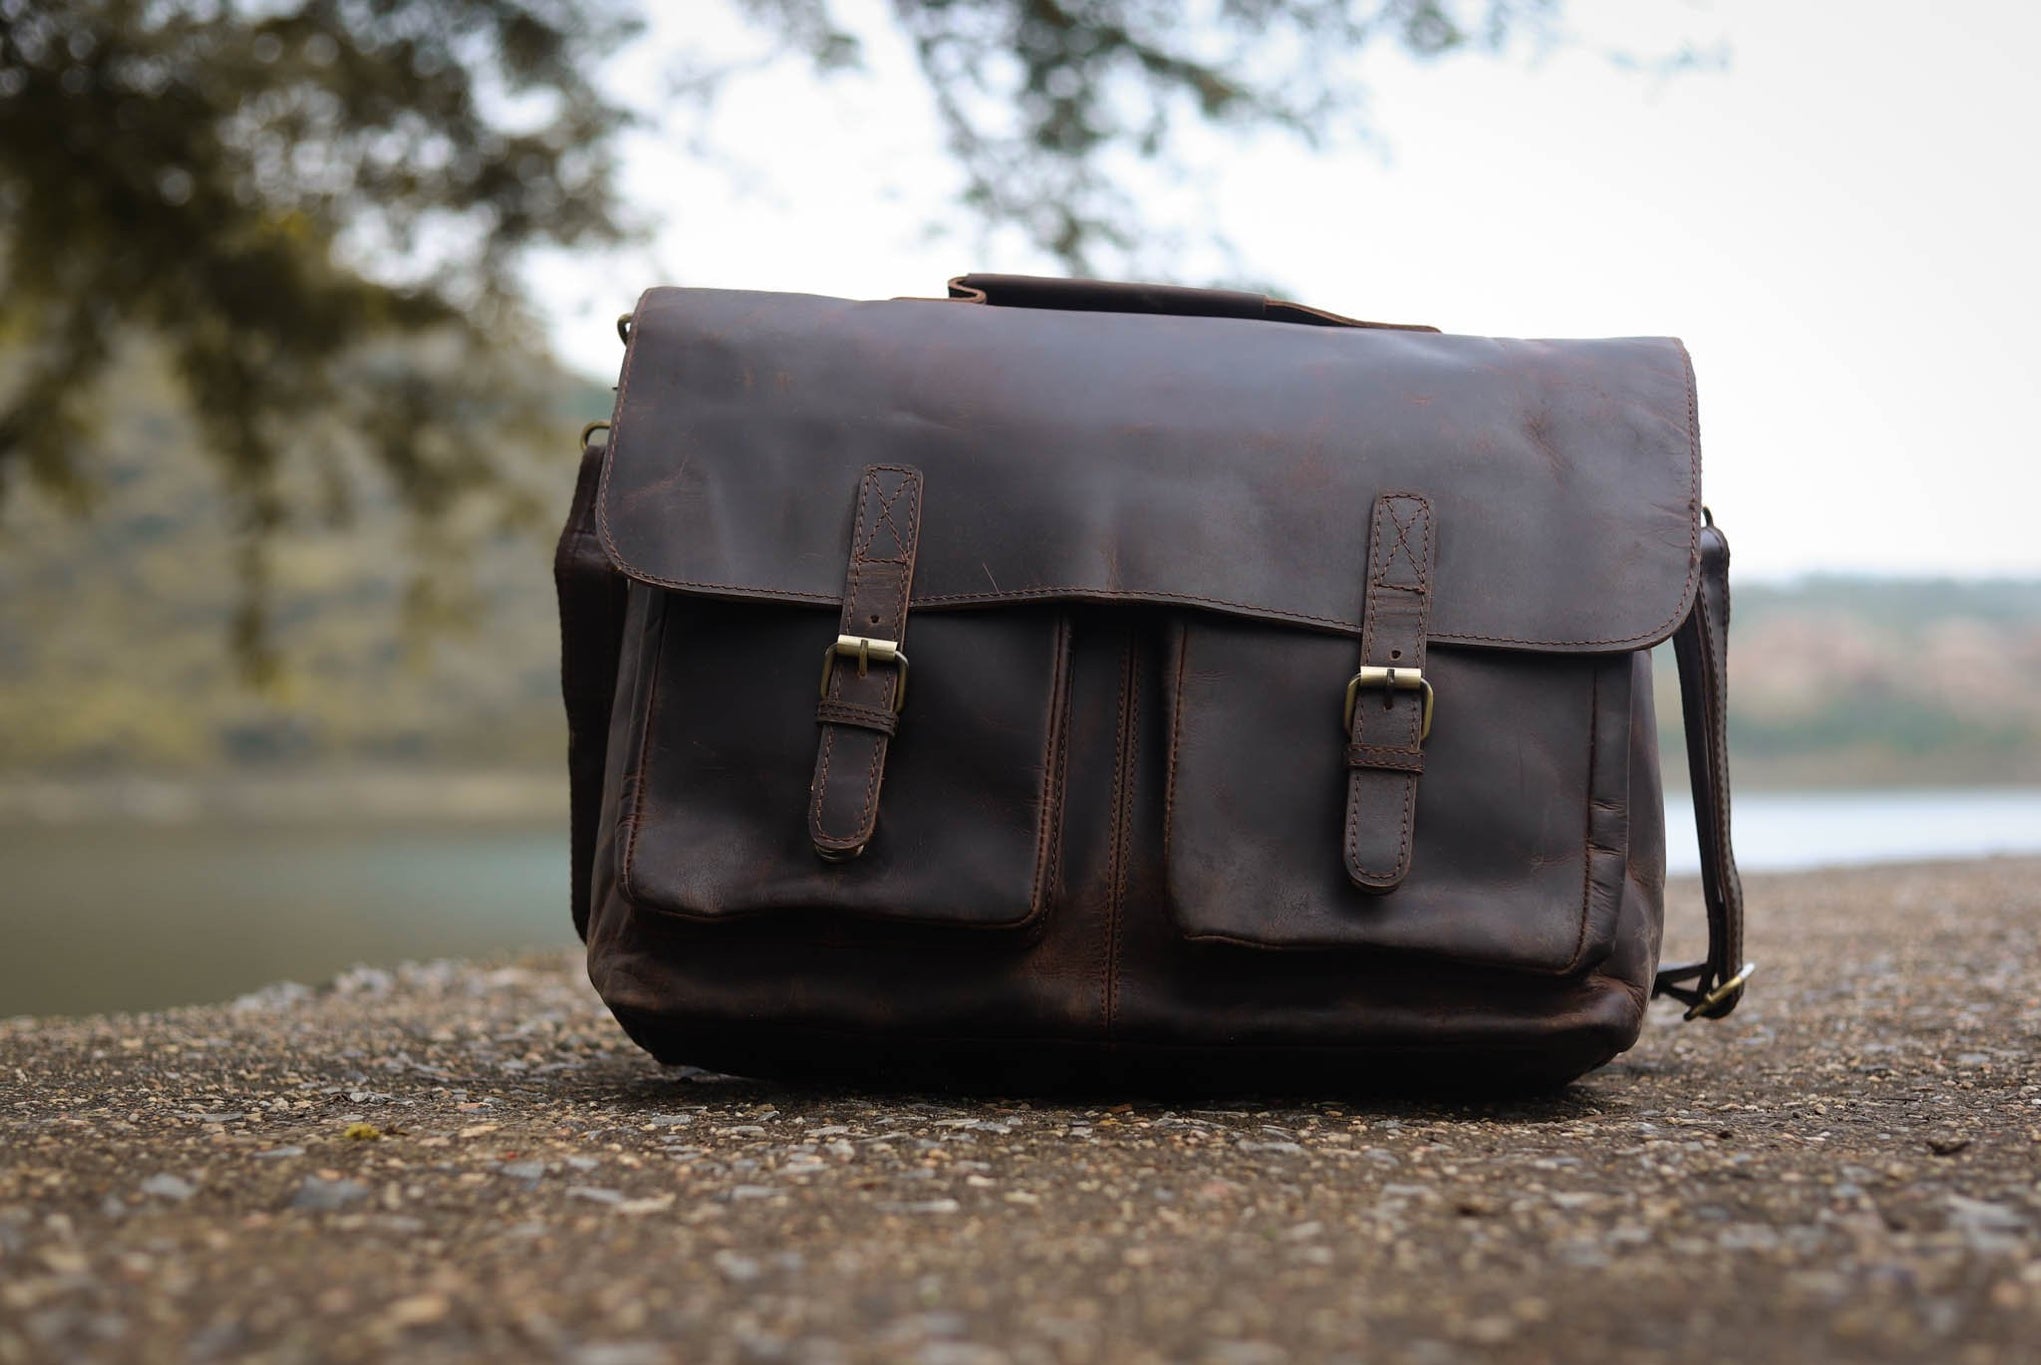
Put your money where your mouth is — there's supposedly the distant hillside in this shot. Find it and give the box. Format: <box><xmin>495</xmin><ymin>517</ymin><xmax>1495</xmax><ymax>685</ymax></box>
<box><xmin>1656</xmin><ymin>576</ymin><xmax>2041</xmax><ymax>787</ymax></box>
<box><xmin>0</xmin><ymin>353</ymin><xmax>611</xmax><ymax>773</ymax></box>
<box><xmin>5</xmin><ymin>389</ymin><xmax>2037</xmax><ymax>790</ymax></box>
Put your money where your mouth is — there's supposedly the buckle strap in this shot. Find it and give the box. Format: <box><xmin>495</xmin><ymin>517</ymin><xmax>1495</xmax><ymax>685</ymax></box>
<box><xmin>815</xmin><ymin>697</ymin><xmax>900</xmax><ymax>737</ymax></box>
<box><xmin>1344</xmin><ymin>493</ymin><xmax>1436</xmax><ymax>892</ymax></box>
<box><xmin>809</xmin><ymin>465</ymin><xmax>924</xmax><ymax>860</ymax></box>
<box><xmin>1650</xmin><ymin>518</ymin><xmax>1752</xmax><ymax>1019</ymax></box>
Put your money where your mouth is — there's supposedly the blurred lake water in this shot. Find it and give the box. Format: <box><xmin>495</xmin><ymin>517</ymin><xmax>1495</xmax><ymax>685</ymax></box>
<box><xmin>2</xmin><ymin>822</ymin><xmax>573</xmax><ymax>1019</ymax></box>
<box><xmin>1663</xmin><ymin>787</ymin><xmax>2041</xmax><ymax>875</ymax></box>
<box><xmin>3</xmin><ymin>788</ymin><xmax>2037</xmax><ymax>1019</ymax></box>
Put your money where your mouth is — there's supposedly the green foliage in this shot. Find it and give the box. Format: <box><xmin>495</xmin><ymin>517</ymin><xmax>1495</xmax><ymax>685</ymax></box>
<box><xmin>0</xmin><ymin>350</ymin><xmax>609</xmax><ymax>772</ymax></box>
<box><xmin>2</xmin><ymin>0</ymin><xmax>1574</xmax><ymax>674</ymax></box>
<box><xmin>1655</xmin><ymin>579</ymin><xmax>2041</xmax><ymax>788</ymax></box>
<box><xmin>8</xmin><ymin>387</ymin><xmax>2036</xmax><ymax>787</ymax></box>
<box><xmin>0</xmin><ymin>0</ymin><xmax>638</xmax><ymax>673</ymax></box>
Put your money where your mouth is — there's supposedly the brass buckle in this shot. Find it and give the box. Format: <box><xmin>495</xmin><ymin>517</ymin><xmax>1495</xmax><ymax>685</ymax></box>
<box><xmin>819</xmin><ymin>634</ymin><xmax>909</xmax><ymax>712</ymax></box>
<box><xmin>1344</xmin><ymin>665</ymin><xmax>1434</xmax><ymax>740</ymax></box>
<box><xmin>1684</xmin><ymin>961</ymin><xmax>1757</xmax><ymax>1021</ymax></box>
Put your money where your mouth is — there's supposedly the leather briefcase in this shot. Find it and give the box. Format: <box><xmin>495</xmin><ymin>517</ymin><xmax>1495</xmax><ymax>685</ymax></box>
<box><xmin>555</xmin><ymin>274</ymin><xmax>1751</xmax><ymax>1093</ymax></box>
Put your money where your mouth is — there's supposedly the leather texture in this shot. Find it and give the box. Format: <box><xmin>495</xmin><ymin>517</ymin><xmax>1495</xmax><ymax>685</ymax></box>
<box><xmin>558</xmin><ymin>276</ymin><xmax>1748</xmax><ymax>1094</ymax></box>
<box><xmin>595</xmin><ymin>288</ymin><xmax>1703</xmax><ymax>651</ymax></box>
<box><xmin>1652</xmin><ymin>521</ymin><xmax>1748</xmax><ymax>1018</ymax></box>
<box><xmin>1344</xmin><ymin>494</ymin><xmax>1436</xmax><ymax>892</ymax></box>
<box><xmin>809</xmin><ymin>465</ymin><xmax>925</xmax><ymax>859</ymax></box>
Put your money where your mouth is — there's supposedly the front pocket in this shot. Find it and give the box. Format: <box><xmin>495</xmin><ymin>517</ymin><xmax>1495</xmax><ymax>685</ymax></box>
<box><xmin>618</xmin><ymin>593</ymin><xmax>1070</xmax><ymax>928</ymax></box>
<box><xmin>1162</xmin><ymin>616</ymin><xmax>1631</xmax><ymax>974</ymax></box>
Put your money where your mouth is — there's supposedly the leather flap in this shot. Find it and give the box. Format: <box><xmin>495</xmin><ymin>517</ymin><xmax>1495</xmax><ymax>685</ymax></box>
<box><xmin>598</xmin><ymin>287</ymin><xmax>1703</xmax><ymax>651</ymax></box>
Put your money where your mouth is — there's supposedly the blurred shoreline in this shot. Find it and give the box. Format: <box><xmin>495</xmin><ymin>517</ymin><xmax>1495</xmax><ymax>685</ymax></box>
<box><xmin>0</xmin><ymin>769</ymin><xmax>568</xmax><ymax>828</ymax></box>
<box><xmin>6</xmin><ymin>767</ymin><xmax>2041</xmax><ymax>829</ymax></box>
<box><xmin>4</xmin><ymin>777</ymin><xmax>2036</xmax><ymax>1018</ymax></box>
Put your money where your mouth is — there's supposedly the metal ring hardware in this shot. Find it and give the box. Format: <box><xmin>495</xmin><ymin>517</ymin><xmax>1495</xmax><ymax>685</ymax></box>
<box><xmin>1344</xmin><ymin>666</ymin><xmax>1434</xmax><ymax>741</ymax></box>
<box><xmin>819</xmin><ymin>634</ymin><xmax>909</xmax><ymax>713</ymax></box>
<box><xmin>579</xmin><ymin>420</ymin><xmax>611</xmax><ymax>448</ymax></box>
<box><xmin>616</xmin><ymin>313</ymin><xmax>633</xmax><ymax>345</ymax></box>
<box><xmin>1684</xmin><ymin>961</ymin><xmax>1757</xmax><ymax>1021</ymax></box>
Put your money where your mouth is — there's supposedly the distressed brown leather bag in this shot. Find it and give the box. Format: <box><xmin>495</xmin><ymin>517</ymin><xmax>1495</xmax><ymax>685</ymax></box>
<box><xmin>556</xmin><ymin>274</ymin><xmax>1751</xmax><ymax>1092</ymax></box>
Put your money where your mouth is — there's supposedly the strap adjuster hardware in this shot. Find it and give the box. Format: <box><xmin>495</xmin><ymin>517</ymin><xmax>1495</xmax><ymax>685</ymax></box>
<box><xmin>1684</xmin><ymin>961</ymin><xmax>1757</xmax><ymax>1021</ymax></box>
<box><xmin>1344</xmin><ymin>666</ymin><xmax>1434</xmax><ymax>740</ymax></box>
<box><xmin>1653</xmin><ymin>959</ymin><xmax>1758</xmax><ymax>1021</ymax></box>
<box><xmin>820</xmin><ymin>635</ymin><xmax>909</xmax><ymax>712</ymax></box>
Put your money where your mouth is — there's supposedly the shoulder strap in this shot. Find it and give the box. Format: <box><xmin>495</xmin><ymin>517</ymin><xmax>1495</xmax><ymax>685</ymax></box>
<box><xmin>556</xmin><ymin>432</ymin><xmax>627</xmax><ymax>942</ymax></box>
<box><xmin>1651</xmin><ymin>516</ymin><xmax>1754</xmax><ymax>1020</ymax></box>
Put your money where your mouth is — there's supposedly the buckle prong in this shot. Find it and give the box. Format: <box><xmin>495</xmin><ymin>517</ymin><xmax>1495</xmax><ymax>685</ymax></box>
<box><xmin>820</xmin><ymin>635</ymin><xmax>909</xmax><ymax>712</ymax></box>
<box><xmin>1683</xmin><ymin>961</ymin><xmax>1757</xmax><ymax>1021</ymax></box>
<box><xmin>1344</xmin><ymin>665</ymin><xmax>1434</xmax><ymax>740</ymax></box>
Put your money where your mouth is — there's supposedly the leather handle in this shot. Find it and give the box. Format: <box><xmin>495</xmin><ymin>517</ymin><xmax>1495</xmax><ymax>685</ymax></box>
<box><xmin>946</xmin><ymin>274</ymin><xmax>1439</xmax><ymax>333</ymax></box>
<box><xmin>1652</xmin><ymin>518</ymin><xmax>1750</xmax><ymax>1020</ymax></box>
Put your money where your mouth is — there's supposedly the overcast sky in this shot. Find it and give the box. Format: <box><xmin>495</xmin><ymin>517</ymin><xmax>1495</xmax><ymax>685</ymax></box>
<box><xmin>530</xmin><ymin>0</ymin><xmax>2041</xmax><ymax>581</ymax></box>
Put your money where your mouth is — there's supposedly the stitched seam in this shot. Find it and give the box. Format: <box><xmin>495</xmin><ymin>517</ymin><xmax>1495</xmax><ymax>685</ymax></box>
<box><xmin>1028</xmin><ymin>613</ymin><xmax>1074</xmax><ymax>923</ymax></box>
<box><xmin>857</xmin><ymin>478</ymin><xmax>885</xmax><ymax>561</ymax></box>
<box><xmin>1102</xmin><ymin>643</ymin><xmax>1137</xmax><ymax>1038</ymax></box>
<box><xmin>1387</xmin><ymin>506</ymin><xmax>1436</xmax><ymax>877</ymax></box>
<box><xmin>815</xmin><ymin>700</ymin><xmax>897</xmax><ymax>734</ymax></box>
<box><xmin>617</xmin><ymin>593</ymin><xmax>669</xmax><ymax>908</ymax></box>
<box><xmin>1113</xmin><ymin>645</ymin><xmax>1139</xmax><ymax>1035</ymax></box>
<box><xmin>1398</xmin><ymin>506</ymin><xmax>1422</xmax><ymax>585</ymax></box>
<box><xmin>814</xmin><ymin>467</ymin><xmax>881</xmax><ymax>847</ymax></box>
<box><xmin>895</xmin><ymin>474</ymin><xmax>924</xmax><ymax>593</ymax></box>
<box><xmin>1347</xmin><ymin>744</ymin><xmax>1422</xmax><ymax>770</ymax></box>
<box><xmin>1563</xmin><ymin>663</ymin><xmax>1603</xmax><ymax>974</ymax></box>
<box><xmin>1376</xmin><ymin>505</ymin><xmax>1434</xmax><ymax>881</ymax></box>
<box><xmin>851</xmin><ymin>473</ymin><xmax>923</xmax><ymax>839</ymax></box>
<box><xmin>1368</xmin><ymin>498</ymin><xmax>1393</xmax><ymax>592</ymax></box>
<box><xmin>573</xmin><ymin>569</ymin><xmax>1696</xmax><ymax>651</ymax></box>
<box><xmin>1406</xmin><ymin>504</ymin><xmax>1430</xmax><ymax>591</ymax></box>
<box><xmin>921</xmin><ymin>586</ymin><xmax>1356</xmax><ymax>628</ymax></box>
<box><xmin>1041</xmin><ymin>621</ymin><xmax>1077</xmax><ymax>906</ymax></box>
<box><xmin>867</xmin><ymin>478</ymin><xmax>912</xmax><ymax>563</ymax></box>
<box><xmin>1381</xmin><ymin>496</ymin><xmax>1429</xmax><ymax>590</ymax></box>
<box><xmin>1348</xmin><ymin>497</ymin><xmax>1430</xmax><ymax>884</ymax></box>
<box><xmin>1161</xmin><ymin>625</ymin><xmax>1190</xmax><ymax>868</ymax></box>
<box><xmin>1380</xmin><ymin>743</ymin><xmax>1418</xmax><ymax>884</ymax></box>
<box><xmin>809</xmin><ymin>724</ymin><xmax>844</xmax><ymax>843</ymax></box>
<box><xmin>851</xmin><ymin>732</ymin><xmax>885</xmax><ymax>847</ymax></box>
<box><xmin>816</xmin><ymin>700</ymin><xmax>894</xmax><ymax>722</ymax></box>
<box><xmin>1346</xmin><ymin>505</ymin><xmax>1384</xmax><ymax>879</ymax></box>
<box><xmin>596</xmin><ymin>315</ymin><xmax>1700</xmax><ymax>649</ymax></box>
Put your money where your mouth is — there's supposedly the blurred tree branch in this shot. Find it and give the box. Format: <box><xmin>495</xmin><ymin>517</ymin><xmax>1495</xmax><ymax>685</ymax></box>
<box><xmin>1</xmin><ymin>0</ymin><xmax>1586</xmax><ymax>673</ymax></box>
<box><xmin>1</xmin><ymin>0</ymin><xmax>638</xmax><ymax>676</ymax></box>
<box><xmin>789</xmin><ymin>0</ymin><xmax>1562</xmax><ymax>270</ymax></box>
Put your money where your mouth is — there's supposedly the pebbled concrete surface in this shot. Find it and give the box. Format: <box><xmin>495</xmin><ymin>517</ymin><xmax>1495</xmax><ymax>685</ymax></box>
<box><xmin>3</xmin><ymin>859</ymin><xmax>2038</xmax><ymax>1364</ymax></box>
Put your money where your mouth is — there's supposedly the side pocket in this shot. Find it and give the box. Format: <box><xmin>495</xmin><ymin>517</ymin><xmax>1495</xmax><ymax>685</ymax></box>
<box><xmin>617</xmin><ymin>598</ymin><xmax>1072</xmax><ymax>930</ymax></box>
<box><xmin>1161</xmin><ymin>615</ymin><xmax>1632</xmax><ymax>975</ymax></box>
<box><xmin>555</xmin><ymin>442</ymin><xmax>628</xmax><ymax>943</ymax></box>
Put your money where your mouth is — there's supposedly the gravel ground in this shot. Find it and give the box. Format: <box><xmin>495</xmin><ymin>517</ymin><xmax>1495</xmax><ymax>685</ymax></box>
<box><xmin>3</xmin><ymin>859</ymin><xmax>2038</xmax><ymax>1365</ymax></box>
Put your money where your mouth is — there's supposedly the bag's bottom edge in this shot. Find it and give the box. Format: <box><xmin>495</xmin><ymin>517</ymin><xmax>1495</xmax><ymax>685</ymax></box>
<box><xmin>606</xmin><ymin>1008</ymin><xmax>1629</xmax><ymax>1100</ymax></box>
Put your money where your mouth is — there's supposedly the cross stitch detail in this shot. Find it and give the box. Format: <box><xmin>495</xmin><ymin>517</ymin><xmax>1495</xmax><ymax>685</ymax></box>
<box><xmin>859</xmin><ymin>472</ymin><xmax>915</xmax><ymax>564</ymax></box>
<box><xmin>1376</xmin><ymin>498</ymin><xmax>1429</xmax><ymax>589</ymax></box>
